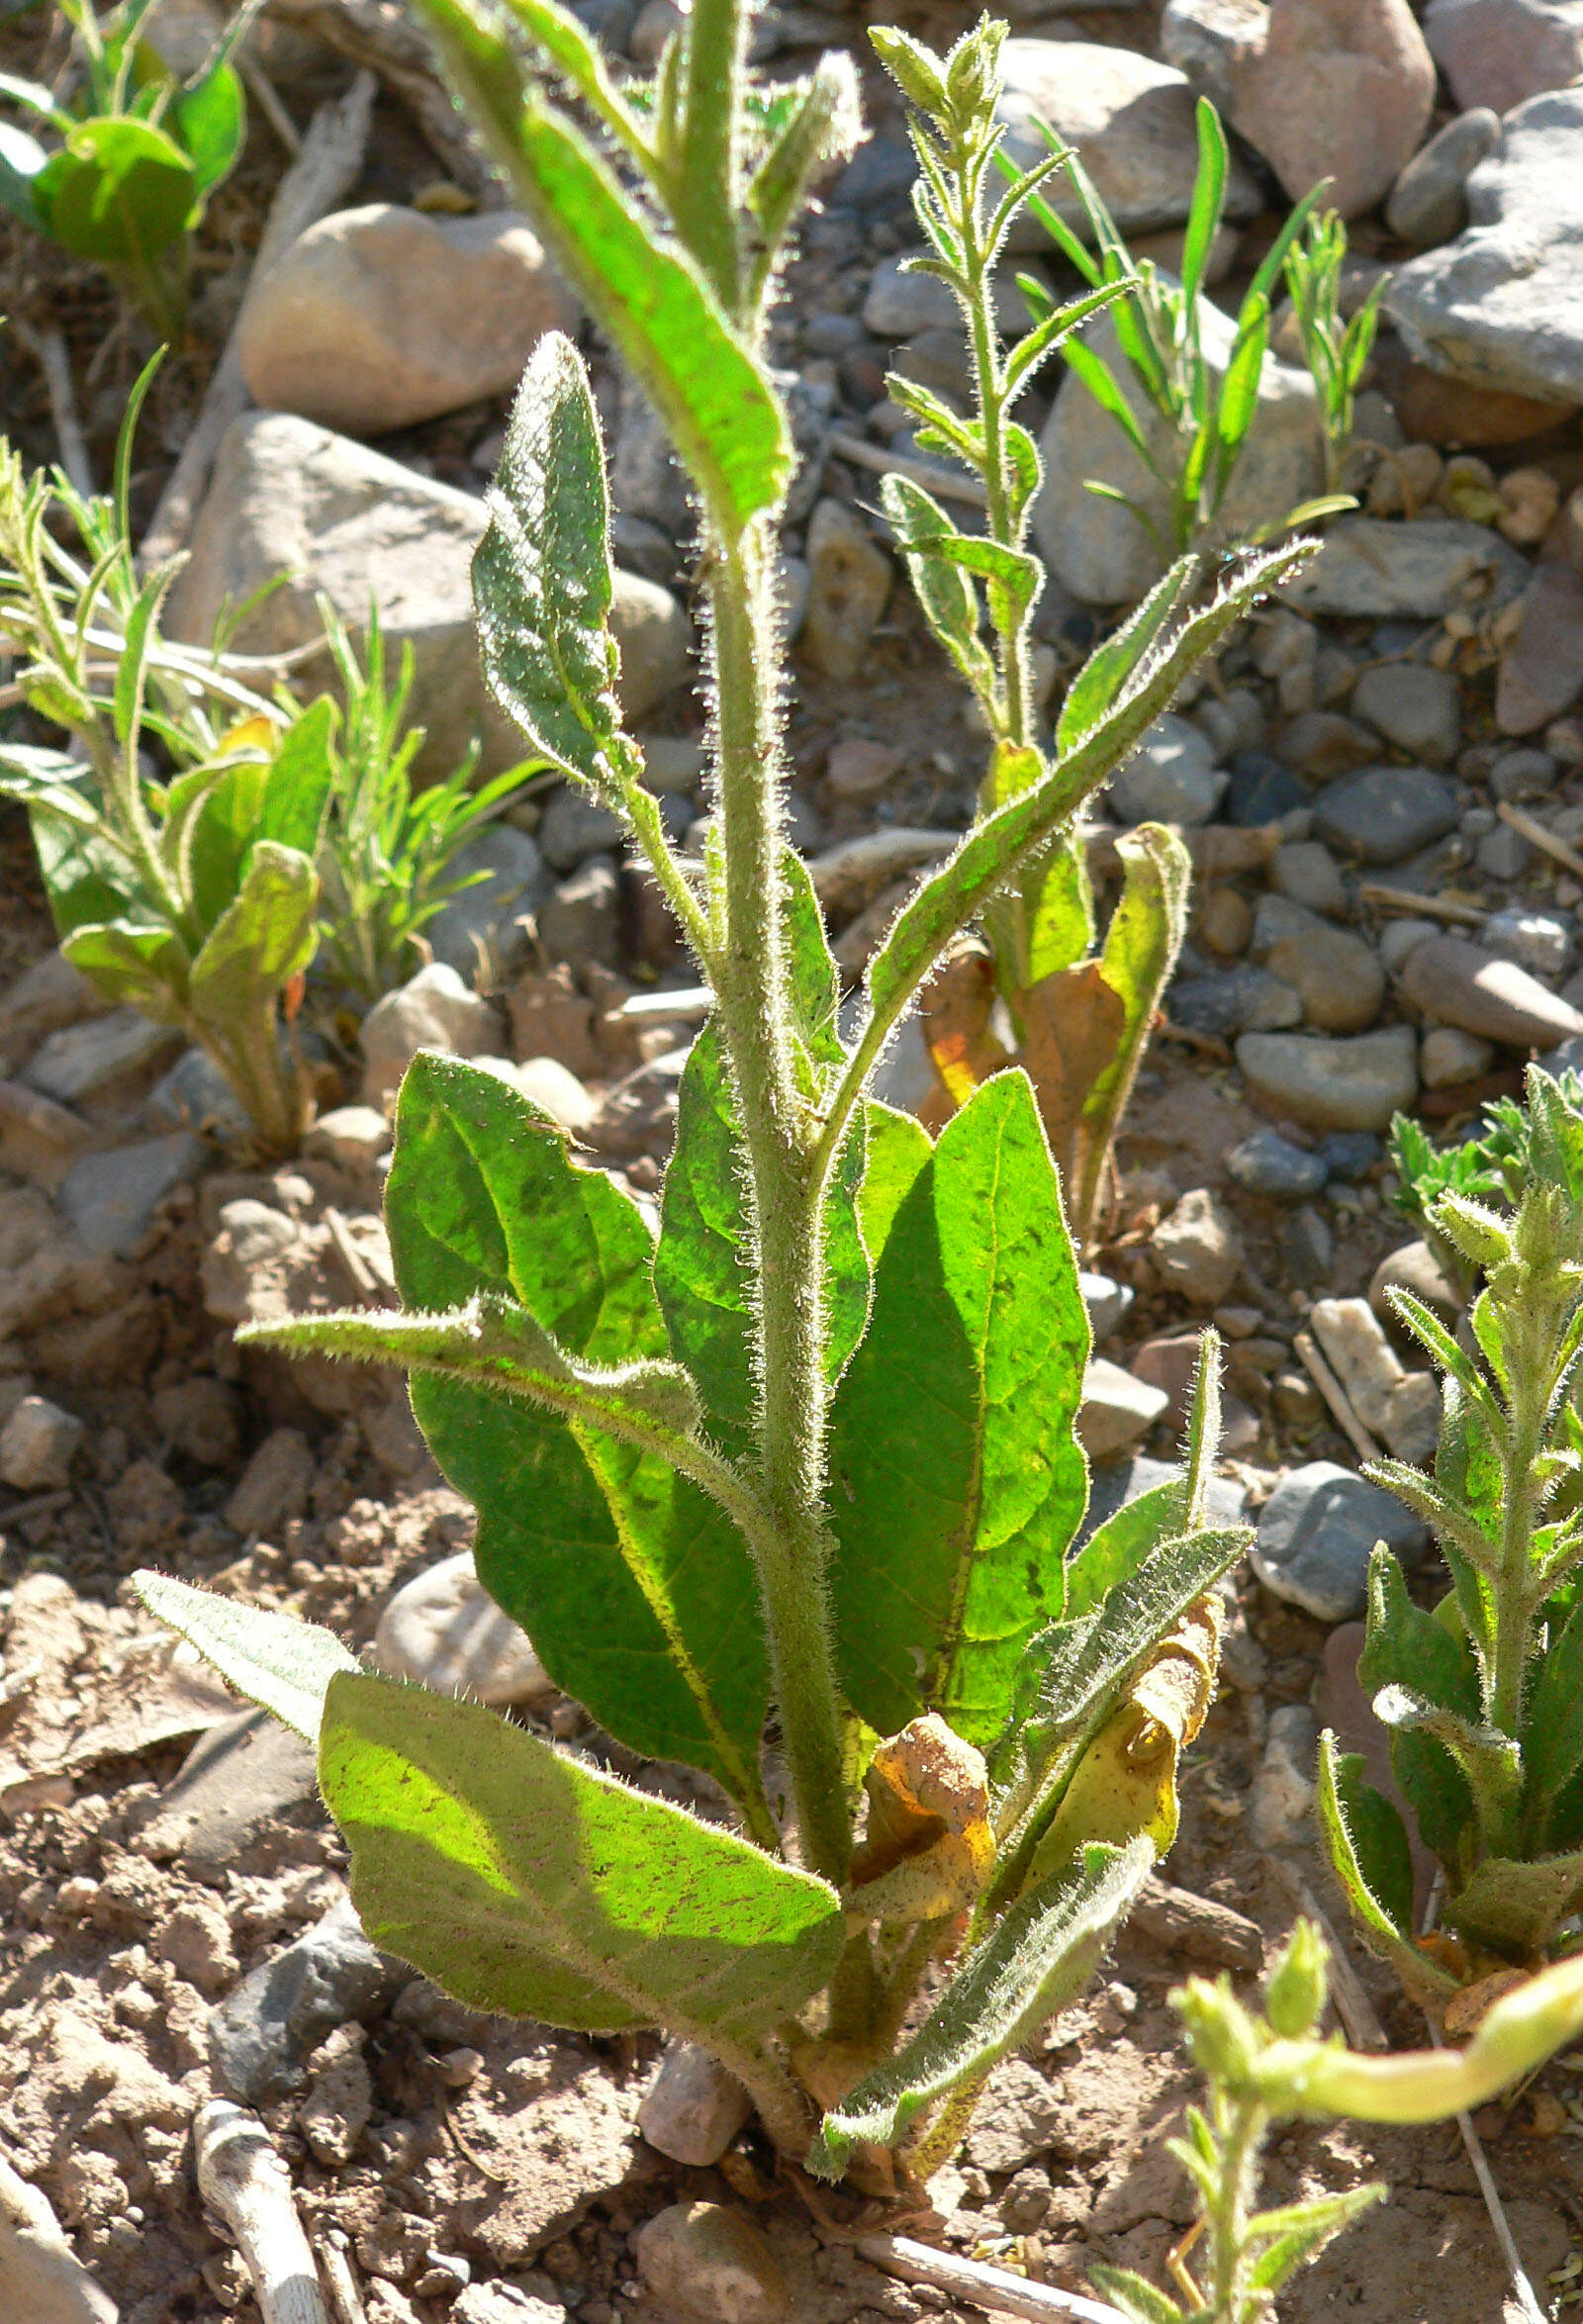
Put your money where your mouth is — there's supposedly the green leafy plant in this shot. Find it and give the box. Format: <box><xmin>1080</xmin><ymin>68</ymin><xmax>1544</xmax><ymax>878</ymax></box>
<box><xmin>1095</xmin><ymin>1920</ymin><xmax>1583</xmax><ymax>2323</ymax></box>
<box><xmin>0</xmin><ymin>368</ymin><xmax>328</xmax><ymax>1153</ymax></box>
<box><xmin>0</xmin><ymin>0</ymin><xmax>247</xmax><ymax>337</ymax></box>
<box><xmin>137</xmin><ymin>2</ymin><xmax>1312</xmax><ymax>2178</ymax></box>
<box><xmin>1009</xmin><ymin>99</ymin><xmax>1349</xmax><ymax>559</ymax></box>
<box><xmin>1323</xmin><ymin>1068</ymin><xmax>1583</xmax><ymax>2003</ymax></box>
<box><xmin>874</xmin><ymin>27</ymin><xmax>1189</xmax><ymax>1253</ymax></box>
<box><xmin>1280</xmin><ymin>210</ymin><xmax>1385</xmax><ymax>498</ymax></box>
<box><xmin>312</xmin><ymin>602</ymin><xmax>532</xmax><ymax>1003</ymax></box>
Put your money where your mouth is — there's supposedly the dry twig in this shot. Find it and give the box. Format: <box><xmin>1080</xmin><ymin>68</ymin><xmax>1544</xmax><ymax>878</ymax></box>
<box><xmin>856</xmin><ymin>2233</ymin><xmax>1132</xmax><ymax>2324</ymax></box>
<box><xmin>194</xmin><ymin>2099</ymin><xmax>329</xmax><ymax>2324</ymax></box>
<box><xmin>12</xmin><ymin>321</ymin><xmax>94</xmax><ymax>500</ymax></box>
<box><xmin>1294</xmin><ymin>1328</ymin><xmax>1383</xmax><ymax>1465</ymax></box>
<box><xmin>1496</xmin><ymin>799</ymin><xmax>1583</xmax><ymax>885</ymax></box>
<box><xmin>264</xmin><ymin>0</ymin><xmax>499</xmax><ymax>198</ymax></box>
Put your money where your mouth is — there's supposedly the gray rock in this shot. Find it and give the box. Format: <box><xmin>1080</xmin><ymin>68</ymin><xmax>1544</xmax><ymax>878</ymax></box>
<box><xmin>1369</xmin><ymin>1236</ymin><xmax>1461</xmax><ymax>1324</ymax></box>
<box><xmin>634</xmin><ymin>2203</ymin><xmax>787</xmax><ymax>2324</ymax></box>
<box><xmin>1278</xmin><ymin>708</ymin><xmax>1378</xmax><ymax>780</ymax></box>
<box><xmin>0</xmin><ymin>953</ymin><xmax>101</xmax><ymax>1067</ymax></box>
<box><xmin>1281</xmin><ymin>1201</ymin><xmax>1335</xmax><ymax>1289</ymax></box>
<box><xmin>1080</xmin><ymin>1269</ymin><xmax>1135</xmax><ymax>1338</ymax></box>
<box><xmin>224</xmin><ymin>1428</ymin><xmax>316</xmax><ymax>1536</ymax></box>
<box><xmin>0</xmin><ymin>2147</ymin><xmax>117</xmax><ymax>2324</ymax></box>
<box><xmin>1170</xmin><ymin>966</ymin><xmax>1302</xmax><ymax>1038</ymax></box>
<box><xmin>536</xmin><ymin>857</ymin><xmax>620</xmax><ymax>970</ymax></box>
<box><xmin>0</xmin><ymin>1394</ymin><xmax>83</xmax><ymax>1489</ymax></box>
<box><xmin>539</xmin><ymin>788</ymin><xmax>625</xmax><ymax>875</ymax></box>
<box><xmin>304</xmin><ymin>1105</ymin><xmax>391</xmax><ymax>1175</ymax></box>
<box><xmin>146</xmin><ymin>1046</ymin><xmax>251</xmax><ymax>1140</ymax></box>
<box><xmin>360</xmin><ymin>962</ymin><xmax>502</xmax><ymax>1110</ymax></box>
<box><xmin>210</xmin><ymin>1897</ymin><xmax>407</xmax><ymax>2104</ymax></box>
<box><xmin>861</xmin><ymin>255</ymin><xmax>1026</xmax><ymax>338</ymax></box>
<box><xmin>1482</xmin><ymin>907</ymin><xmax>1573</xmax><ymax>978</ymax></box>
<box><xmin>1149</xmin><ymin>1186</ymin><xmax>1243</xmax><ymax>1304</ymax></box>
<box><xmin>426</xmin><ymin>825</ymin><xmax>548</xmax><ymax>976</ymax></box>
<box><xmin>611</xmin><ymin>369</ymin><xmax>693</xmax><ymax>538</ymax></box>
<box><xmin>997</xmin><ymin>40</ymin><xmax>1257</xmax><ymax>252</ymax></box>
<box><xmin>1386</xmin><ymin>106</ymin><xmax>1501</xmax><ymax>246</ymax></box>
<box><xmin>1079</xmin><ymin>1451</ymin><xmax>1248</xmax><ymax>1542</ymax></box>
<box><xmin>1109</xmin><ymin>712</ymin><xmax>1227</xmax><ymax>825</ymax></box>
<box><xmin>167</xmin><ymin>413</ymin><xmax>691</xmax><ymax>778</ymax></box>
<box><xmin>1280</xmin><ymin>514</ymin><xmax>1530</xmax><ymax>618</ymax></box>
<box><xmin>59</xmin><ymin>1132</ymin><xmax>203</xmax><ymax>1257</ymax></box>
<box><xmin>1386</xmin><ymin>89</ymin><xmax>1583</xmax><ymax>407</ymax></box>
<box><xmin>1475</xmin><ymin>821</ymin><xmax>1534</xmax><ymax>880</ymax></box>
<box><xmin>1078</xmin><ymin>1357</ymin><xmax>1169</xmax><ymax>1459</ymax></box>
<box><xmin>1035</xmin><ymin>305</ymin><xmax>1323</xmax><ymax>603</ymax></box>
<box><xmin>1271</xmin><ymin>839</ymin><xmax>1348</xmax><ymax>913</ymax></box>
<box><xmin>236</xmin><ymin>204</ymin><xmax>576</xmax><ymax>435</ymax></box>
<box><xmin>1313</xmin><ymin>766</ymin><xmax>1460</xmax><ymax>865</ymax></box>
<box><xmin>1351</xmin><ymin>662</ymin><xmax>1461</xmax><ymax>764</ymax></box>
<box><xmin>800</xmin><ymin>499</ymin><xmax>891</xmax><ymax>682</ymax></box>
<box><xmin>1237</xmin><ymin>1025</ymin><xmax>1419</xmax><ymax>1130</ymax></box>
<box><xmin>1250</xmin><ymin>1703</ymin><xmax>1319</xmax><ymax>1844</ymax></box>
<box><xmin>1420</xmin><ymin>1024</ymin><xmax>1497</xmax><ymax>1086</ymax></box>
<box><xmin>638</xmin><ymin>2043</ymin><xmax>752</xmax><ymax>2167</ymax></box>
<box><xmin>1263</xmin><ymin>908</ymin><xmax>1385</xmax><ymax>1033</ymax></box>
<box><xmin>24</xmin><ymin>1006</ymin><xmax>180</xmax><ymax>1103</ymax></box>
<box><xmin>1225</xmin><ymin>1127</ymin><xmax>1329</xmax><ymax>1199</ymax></box>
<box><xmin>1424</xmin><ymin>0</ymin><xmax>1583</xmax><ymax>114</ymax></box>
<box><xmin>140</xmin><ymin>1708</ymin><xmax>321</xmax><ymax>1872</ymax></box>
<box><xmin>372</xmin><ymin>1550</ymin><xmax>554</xmax><ymax>1707</ymax></box>
<box><xmin>1489</xmin><ymin>744</ymin><xmax>1559</xmax><ymax>799</ymax></box>
<box><xmin>1254</xmin><ymin>1460</ymin><xmax>1429</xmax><ymax>1621</ymax></box>
<box><xmin>1399</xmin><ymin>934</ymin><xmax>1583</xmax><ymax>1047</ymax></box>
<box><xmin>1379</xmin><ymin>916</ymin><xmax>1441</xmax><ymax>975</ymax></box>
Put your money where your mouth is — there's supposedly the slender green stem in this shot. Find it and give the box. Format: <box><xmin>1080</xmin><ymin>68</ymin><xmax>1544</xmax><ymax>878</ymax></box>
<box><xmin>705</xmin><ymin>515</ymin><xmax>853</xmax><ymax>1892</ymax></box>
<box><xmin>1489</xmin><ymin>1307</ymin><xmax>1548</xmax><ymax>1735</ymax></box>
<box><xmin>1205</xmin><ymin>2094</ymin><xmax>1265</xmax><ymax>2322</ymax></box>
<box><xmin>672</xmin><ymin>0</ymin><xmax>743</xmax><ymax>317</ymax></box>
<box><xmin>708</xmin><ymin>2029</ymin><xmax>813</xmax><ymax>2156</ymax></box>
<box><xmin>949</xmin><ymin>141</ymin><xmax>1030</xmax><ymax>747</ymax></box>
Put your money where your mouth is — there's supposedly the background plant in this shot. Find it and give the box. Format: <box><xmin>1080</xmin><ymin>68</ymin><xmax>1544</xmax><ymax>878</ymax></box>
<box><xmin>1322</xmin><ymin>1068</ymin><xmax>1583</xmax><ymax>2004</ymax></box>
<box><xmin>0</xmin><ymin>366</ymin><xmax>329</xmax><ymax>1152</ymax></box>
<box><xmin>872</xmin><ymin>23</ymin><xmax>1189</xmax><ymax>1256</ymax></box>
<box><xmin>1009</xmin><ymin>99</ymin><xmax>1348</xmax><ymax>558</ymax></box>
<box><xmin>0</xmin><ymin>0</ymin><xmax>249</xmax><ymax>338</ymax></box>
<box><xmin>1281</xmin><ymin>209</ymin><xmax>1386</xmax><ymax>497</ymax></box>
<box><xmin>1095</xmin><ymin>1920</ymin><xmax>1583</xmax><ymax>2323</ymax></box>
<box><xmin>139</xmin><ymin>2</ymin><xmax>1309</xmax><ymax>2178</ymax></box>
<box><xmin>312</xmin><ymin>600</ymin><xmax>532</xmax><ymax>1003</ymax></box>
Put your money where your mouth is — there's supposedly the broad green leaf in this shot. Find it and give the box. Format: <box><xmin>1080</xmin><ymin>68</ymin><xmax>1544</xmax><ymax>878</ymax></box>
<box><xmin>1373</xmin><ymin>1684</ymin><xmax>1522</xmax><ymax>1849</ymax></box>
<box><xmin>134</xmin><ymin>1569</ymin><xmax>357</xmax><ymax>1743</ymax></box>
<box><xmin>322</xmin><ymin>1672</ymin><xmax>842</xmax><ymax>2035</ymax></box>
<box><xmin>1064</xmin><ymin>1482</ymin><xmax>1182</xmax><ymax>1621</ymax></box>
<box><xmin>1523</xmin><ymin>1596</ymin><xmax>1583</xmax><ymax>1847</ymax></box>
<box><xmin>187</xmin><ymin>700</ymin><xmax>336</xmax><ymax>933</ymax></box>
<box><xmin>187</xmin><ymin>841</ymin><xmax>320</xmax><ymax>1025</ymax></box>
<box><xmin>36</xmin><ymin>117</ymin><xmax>195</xmax><ymax>266</ymax></box>
<box><xmin>1357</xmin><ymin>1549</ymin><xmax>1479</xmax><ymax>1861</ymax></box>
<box><xmin>385</xmin><ymin>1054</ymin><xmax>770</xmax><ymax>1805</ymax></box>
<box><xmin>865</xmin><ymin>542</ymin><xmax>1312</xmax><ymax>1031</ymax></box>
<box><xmin>807</xmin><ymin>1836</ymin><xmax>1151</xmax><ymax>2177</ymax></box>
<box><xmin>1316</xmin><ymin>1732</ymin><xmax>1451</xmax><ymax>1999</ymax></box>
<box><xmin>856</xmin><ymin>1101</ymin><xmax>931</xmax><ymax>1264</ymax></box>
<box><xmin>1445</xmin><ymin>1847</ymin><xmax>1583</xmax><ymax>1959</ymax></box>
<box><xmin>410</xmin><ymin>0</ymin><xmax>791</xmax><ymax>529</ymax></box>
<box><xmin>61</xmin><ymin>919</ymin><xmax>188</xmax><ymax>1020</ymax></box>
<box><xmin>24</xmin><ymin>799</ymin><xmax>130</xmax><ymax>941</ymax></box>
<box><xmin>474</xmin><ymin>332</ymin><xmax>624</xmax><ymax>790</ymax></box>
<box><xmin>169</xmin><ymin>61</ymin><xmax>245</xmax><ymax>201</ymax></box>
<box><xmin>830</xmin><ymin>1072</ymin><xmax>1091</xmax><ymax>1744</ymax></box>
<box><xmin>993</xmin><ymin>827</ymin><xmax>1094</xmax><ymax>994</ymax></box>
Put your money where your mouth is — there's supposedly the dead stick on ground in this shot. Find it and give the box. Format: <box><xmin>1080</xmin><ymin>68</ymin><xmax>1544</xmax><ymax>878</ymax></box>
<box><xmin>1497</xmin><ymin>799</ymin><xmax>1583</xmax><ymax>885</ymax></box>
<box><xmin>1359</xmin><ymin>883</ymin><xmax>1487</xmax><ymax>928</ymax></box>
<box><xmin>13</xmin><ymin>321</ymin><xmax>94</xmax><ymax>500</ymax></box>
<box><xmin>194</xmin><ymin>2100</ymin><xmax>329</xmax><ymax>2324</ymax></box>
<box><xmin>828</xmin><ymin>428</ymin><xmax>989</xmax><ymax>509</ymax></box>
<box><xmin>856</xmin><ymin>2234</ymin><xmax>1132</xmax><ymax>2324</ymax></box>
<box><xmin>140</xmin><ymin>70</ymin><xmax>374</xmax><ymax>568</ymax></box>
<box><xmin>1294</xmin><ymin>1329</ymin><xmax>1383</xmax><ymax>1465</ymax></box>
<box><xmin>314</xmin><ymin>2231</ymin><xmax>368</xmax><ymax>2324</ymax></box>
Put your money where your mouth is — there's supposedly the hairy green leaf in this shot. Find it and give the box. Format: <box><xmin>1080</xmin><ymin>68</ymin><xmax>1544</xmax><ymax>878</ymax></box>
<box><xmin>830</xmin><ymin>1071</ymin><xmax>1090</xmax><ymax>1744</ymax></box>
<box><xmin>881</xmin><ymin>473</ymin><xmax>995</xmax><ymax>704</ymax></box>
<box><xmin>1358</xmin><ymin>1549</ymin><xmax>1479</xmax><ymax>1861</ymax></box>
<box><xmin>36</xmin><ymin>117</ymin><xmax>195</xmax><ymax>268</ymax></box>
<box><xmin>856</xmin><ymin>1101</ymin><xmax>931</xmax><ymax>1264</ymax></box>
<box><xmin>60</xmin><ymin>919</ymin><xmax>188</xmax><ymax>1019</ymax></box>
<box><xmin>1316</xmin><ymin>1732</ymin><xmax>1451</xmax><ymax>1999</ymax></box>
<box><xmin>384</xmin><ymin>1054</ymin><xmax>770</xmax><ymax>1805</ymax></box>
<box><xmin>134</xmin><ymin>1569</ymin><xmax>357</xmax><ymax>1743</ymax></box>
<box><xmin>474</xmin><ymin>332</ymin><xmax>624</xmax><ymax>790</ymax></box>
<box><xmin>322</xmin><ymin>1672</ymin><xmax>842</xmax><ymax>2035</ymax></box>
<box><xmin>1523</xmin><ymin>1596</ymin><xmax>1583</xmax><ymax>1849</ymax></box>
<box><xmin>187</xmin><ymin>840</ymin><xmax>319</xmax><ymax>1026</ymax></box>
<box><xmin>808</xmin><ymin>1836</ymin><xmax>1151</xmax><ymax>2176</ymax></box>
<box><xmin>1445</xmin><ymin>1847</ymin><xmax>1583</xmax><ymax>1958</ymax></box>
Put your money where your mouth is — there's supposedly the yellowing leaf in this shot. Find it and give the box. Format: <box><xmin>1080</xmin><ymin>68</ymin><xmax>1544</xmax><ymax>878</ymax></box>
<box><xmin>849</xmin><ymin>1714</ymin><xmax>994</xmax><ymax>1924</ymax></box>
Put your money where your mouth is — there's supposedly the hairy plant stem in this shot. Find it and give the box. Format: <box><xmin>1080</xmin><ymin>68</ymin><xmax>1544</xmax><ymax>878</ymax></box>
<box><xmin>205</xmin><ymin>1012</ymin><xmax>309</xmax><ymax>1160</ymax></box>
<box><xmin>674</xmin><ymin>0</ymin><xmax>743</xmax><ymax>315</ymax></box>
<box><xmin>950</xmin><ymin>139</ymin><xmax>1029</xmax><ymax>747</ymax></box>
<box><xmin>705</xmin><ymin>514</ymin><xmax>853</xmax><ymax>1895</ymax></box>
<box><xmin>1205</xmin><ymin>2093</ymin><xmax>1265</xmax><ymax>2320</ymax></box>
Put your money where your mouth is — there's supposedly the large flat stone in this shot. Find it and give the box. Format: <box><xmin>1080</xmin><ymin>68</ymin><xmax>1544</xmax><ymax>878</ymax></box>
<box><xmin>1386</xmin><ymin>87</ymin><xmax>1583</xmax><ymax>405</ymax></box>
<box><xmin>166</xmin><ymin>413</ymin><xmax>692</xmax><ymax>777</ymax></box>
<box><xmin>1236</xmin><ymin>1026</ymin><xmax>1419</xmax><ymax>1130</ymax></box>
<box><xmin>1279</xmin><ymin>514</ymin><xmax>1530</xmax><ymax>617</ymax></box>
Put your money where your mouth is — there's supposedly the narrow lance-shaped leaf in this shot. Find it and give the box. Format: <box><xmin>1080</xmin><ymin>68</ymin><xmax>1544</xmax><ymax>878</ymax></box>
<box><xmin>322</xmin><ymin>1672</ymin><xmax>843</xmax><ymax>2037</ymax></box>
<box><xmin>807</xmin><ymin>1837</ymin><xmax>1152</xmax><ymax>2178</ymax></box>
<box><xmin>1315</xmin><ymin>1731</ymin><xmax>1453</xmax><ymax>2002</ymax></box>
<box><xmin>384</xmin><ymin>1054</ymin><xmax>771</xmax><ymax>1810</ymax></box>
<box><xmin>134</xmin><ymin>1569</ymin><xmax>357</xmax><ymax>1744</ymax></box>
<box><xmin>409</xmin><ymin>0</ymin><xmax>791</xmax><ymax>531</ymax></box>
<box><xmin>829</xmin><ymin>1071</ymin><xmax>1091</xmax><ymax>1746</ymax></box>
<box><xmin>474</xmin><ymin>333</ymin><xmax>624</xmax><ymax>791</ymax></box>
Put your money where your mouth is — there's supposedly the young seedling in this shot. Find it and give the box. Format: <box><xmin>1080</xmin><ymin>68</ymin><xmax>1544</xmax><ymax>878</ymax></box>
<box><xmin>139</xmin><ymin>4</ymin><xmax>1311</xmax><ymax>2177</ymax></box>
<box><xmin>0</xmin><ymin>0</ymin><xmax>248</xmax><ymax>338</ymax></box>
<box><xmin>0</xmin><ymin>365</ymin><xmax>329</xmax><ymax>1153</ymax></box>
<box><xmin>1095</xmin><ymin>1920</ymin><xmax>1583</xmax><ymax>2322</ymax></box>
<box><xmin>1280</xmin><ymin>211</ymin><xmax>1386</xmax><ymax>499</ymax></box>
<box><xmin>312</xmin><ymin>602</ymin><xmax>532</xmax><ymax>1003</ymax></box>
<box><xmin>1008</xmin><ymin>100</ymin><xmax>1350</xmax><ymax>560</ymax></box>
<box><xmin>1323</xmin><ymin>1068</ymin><xmax>1583</xmax><ymax>2002</ymax></box>
<box><xmin>874</xmin><ymin>27</ymin><xmax>1188</xmax><ymax>1253</ymax></box>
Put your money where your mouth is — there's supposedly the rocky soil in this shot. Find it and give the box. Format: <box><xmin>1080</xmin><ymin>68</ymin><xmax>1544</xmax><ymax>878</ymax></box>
<box><xmin>4</xmin><ymin>0</ymin><xmax>1583</xmax><ymax>2318</ymax></box>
